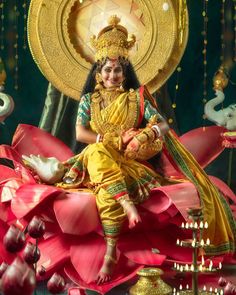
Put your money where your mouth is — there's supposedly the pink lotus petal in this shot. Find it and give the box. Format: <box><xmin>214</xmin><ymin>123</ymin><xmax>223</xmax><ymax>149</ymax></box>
<box><xmin>12</xmin><ymin>184</ymin><xmax>64</xmax><ymax>218</ymax></box>
<box><xmin>53</xmin><ymin>192</ymin><xmax>100</xmax><ymax>235</ymax></box>
<box><xmin>12</xmin><ymin>124</ymin><xmax>74</xmax><ymax>161</ymax></box>
<box><xmin>36</xmin><ymin>235</ymin><xmax>70</xmax><ymax>280</ymax></box>
<box><xmin>65</xmin><ymin>258</ymin><xmax>142</xmax><ymax>295</ymax></box>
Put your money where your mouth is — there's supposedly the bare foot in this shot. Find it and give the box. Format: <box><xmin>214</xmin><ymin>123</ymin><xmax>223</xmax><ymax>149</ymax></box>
<box><xmin>120</xmin><ymin>200</ymin><xmax>141</xmax><ymax>228</ymax></box>
<box><xmin>96</xmin><ymin>254</ymin><xmax>117</xmax><ymax>285</ymax></box>
<box><xmin>126</xmin><ymin>204</ymin><xmax>141</xmax><ymax>228</ymax></box>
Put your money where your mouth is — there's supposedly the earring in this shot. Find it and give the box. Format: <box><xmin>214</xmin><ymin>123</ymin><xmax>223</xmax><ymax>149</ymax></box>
<box><xmin>118</xmin><ymin>79</ymin><xmax>125</xmax><ymax>92</ymax></box>
<box><xmin>95</xmin><ymin>72</ymin><xmax>104</xmax><ymax>91</ymax></box>
<box><xmin>95</xmin><ymin>73</ymin><xmax>103</xmax><ymax>83</ymax></box>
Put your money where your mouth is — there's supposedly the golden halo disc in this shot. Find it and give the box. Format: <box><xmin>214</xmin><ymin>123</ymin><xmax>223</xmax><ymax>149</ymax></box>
<box><xmin>28</xmin><ymin>0</ymin><xmax>188</xmax><ymax>100</ymax></box>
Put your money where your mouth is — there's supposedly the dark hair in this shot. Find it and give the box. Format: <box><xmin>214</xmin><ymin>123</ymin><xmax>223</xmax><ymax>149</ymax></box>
<box><xmin>81</xmin><ymin>57</ymin><xmax>141</xmax><ymax>96</ymax></box>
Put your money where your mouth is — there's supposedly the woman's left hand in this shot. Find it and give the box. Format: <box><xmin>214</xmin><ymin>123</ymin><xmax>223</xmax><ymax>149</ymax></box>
<box><xmin>121</xmin><ymin>128</ymin><xmax>140</xmax><ymax>146</ymax></box>
<box><xmin>125</xmin><ymin>137</ymin><xmax>140</xmax><ymax>152</ymax></box>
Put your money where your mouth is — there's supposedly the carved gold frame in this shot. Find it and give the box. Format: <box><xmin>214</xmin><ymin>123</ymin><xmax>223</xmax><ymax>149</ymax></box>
<box><xmin>28</xmin><ymin>0</ymin><xmax>188</xmax><ymax>100</ymax></box>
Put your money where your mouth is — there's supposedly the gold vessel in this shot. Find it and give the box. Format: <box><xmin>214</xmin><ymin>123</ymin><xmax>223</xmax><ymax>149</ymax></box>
<box><xmin>129</xmin><ymin>268</ymin><xmax>172</xmax><ymax>295</ymax></box>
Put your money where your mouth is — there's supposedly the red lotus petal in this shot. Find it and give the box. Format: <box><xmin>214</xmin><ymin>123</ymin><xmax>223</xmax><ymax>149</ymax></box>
<box><xmin>0</xmin><ymin>203</ymin><xmax>10</xmax><ymax>222</ymax></box>
<box><xmin>11</xmin><ymin>184</ymin><xmax>64</xmax><ymax>219</ymax></box>
<box><xmin>161</xmin><ymin>126</ymin><xmax>225</xmax><ymax>176</ymax></box>
<box><xmin>36</xmin><ymin>235</ymin><xmax>70</xmax><ymax>280</ymax></box>
<box><xmin>0</xmin><ymin>145</ymin><xmax>35</xmax><ymax>183</ymax></box>
<box><xmin>0</xmin><ymin>165</ymin><xmax>18</xmax><ymax>182</ymax></box>
<box><xmin>144</xmin><ymin>226</ymin><xmax>192</xmax><ymax>262</ymax></box>
<box><xmin>140</xmin><ymin>188</ymin><xmax>172</xmax><ymax>214</ymax></box>
<box><xmin>0</xmin><ymin>144</ymin><xmax>23</xmax><ymax>164</ymax></box>
<box><xmin>68</xmin><ymin>287</ymin><xmax>86</xmax><ymax>295</ymax></box>
<box><xmin>70</xmin><ymin>234</ymin><xmax>106</xmax><ymax>284</ymax></box>
<box><xmin>1</xmin><ymin>179</ymin><xmax>24</xmax><ymax>202</ymax></box>
<box><xmin>69</xmin><ymin>233</ymin><xmax>142</xmax><ymax>291</ymax></box>
<box><xmin>65</xmin><ymin>258</ymin><xmax>142</xmax><ymax>295</ymax></box>
<box><xmin>146</xmin><ymin>183</ymin><xmax>199</xmax><ymax>220</ymax></box>
<box><xmin>118</xmin><ymin>232</ymin><xmax>166</xmax><ymax>265</ymax></box>
<box><xmin>12</xmin><ymin>124</ymin><xmax>74</xmax><ymax>161</ymax></box>
<box><xmin>53</xmin><ymin>192</ymin><xmax>100</xmax><ymax>235</ymax></box>
<box><xmin>209</xmin><ymin>176</ymin><xmax>236</xmax><ymax>204</ymax></box>
<box><xmin>179</xmin><ymin>126</ymin><xmax>225</xmax><ymax>168</ymax></box>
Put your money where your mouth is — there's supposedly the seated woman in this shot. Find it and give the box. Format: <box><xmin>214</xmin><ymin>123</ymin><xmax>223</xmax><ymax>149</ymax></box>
<box><xmin>16</xmin><ymin>15</ymin><xmax>236</xmax><ymax>286</ymax></box>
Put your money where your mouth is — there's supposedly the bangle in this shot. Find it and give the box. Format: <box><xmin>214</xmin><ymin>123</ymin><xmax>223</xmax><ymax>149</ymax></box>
<box><xmin>152</xmin><ymin>125</ymin><xmax>162</xmax><ymax>137</ymax></box>
<box><xmin>96</xmin><ymin>134</ymin><xmax>101</xmax><ymax>143</ymax></box>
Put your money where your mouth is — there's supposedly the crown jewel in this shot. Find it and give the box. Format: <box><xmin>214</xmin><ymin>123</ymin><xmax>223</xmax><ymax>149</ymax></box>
<box><xmin>90</xmin><ymin>15</ymin><xmax>136</xmax><ymax>62</ymax></box>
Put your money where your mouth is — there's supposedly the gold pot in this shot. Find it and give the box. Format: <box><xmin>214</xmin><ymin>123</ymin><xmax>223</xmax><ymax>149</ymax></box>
<box><xmin>129</xmin><ymin>268</ymin><xmax>172</xmax><ymax>295</ymax></box>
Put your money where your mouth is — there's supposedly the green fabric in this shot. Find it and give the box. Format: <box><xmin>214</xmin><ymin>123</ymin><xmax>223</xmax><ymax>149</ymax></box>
<box><xmin>77</xmin><ymin>93</ymin><xmax>91</xmax><ymax>127</ymax></box>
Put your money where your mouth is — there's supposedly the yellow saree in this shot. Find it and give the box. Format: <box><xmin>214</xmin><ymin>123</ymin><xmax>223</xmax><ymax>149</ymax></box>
<box><xmin>58</xmin><ymin>86</ymin><xmax>236</xmax><ymax>255</ymax></box>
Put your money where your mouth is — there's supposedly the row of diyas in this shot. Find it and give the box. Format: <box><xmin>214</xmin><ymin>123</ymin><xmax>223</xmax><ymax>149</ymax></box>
<box><xmin>176</xmin><ymin>238</ymin><xmax>210</xmax><ymax>248</ymax></box>
<box><xmin>181</xmin><ymin>221</ymin><xmax>209</xmax><ymax>229</ymax></box>
<box><xmin>173</xmin><ymin>285</ymin><xmax>224</xmax><ymax>294</ymax></box>
<box><xmin>173</xmin><ymin>260</ymin><xmax>222</xmax><ymax>272</ymax></box>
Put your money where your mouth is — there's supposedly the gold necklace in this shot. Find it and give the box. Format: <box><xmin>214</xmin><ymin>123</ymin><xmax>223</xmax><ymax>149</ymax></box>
<box><xmin>91</xmin><ymin>88</ymin><xmax>138</xmax><ymax>134</ymax></box>
<box><xmin>100</xmin><ymin>87</ymin><xmax>124</xmax><ymax>108</ymax></box>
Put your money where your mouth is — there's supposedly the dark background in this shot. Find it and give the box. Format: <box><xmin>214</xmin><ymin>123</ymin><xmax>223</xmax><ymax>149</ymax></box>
<box><xmin>0</xmin><ymin>0</ymin><xmax>235</xmax><ymax>191</ymax></box>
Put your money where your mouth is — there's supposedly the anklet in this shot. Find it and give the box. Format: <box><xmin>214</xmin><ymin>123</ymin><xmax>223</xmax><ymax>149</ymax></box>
<box><xmin>105</xmin><ymin>237</ymin><xmax>117</xmax><ymax>247</ymax></box>
<box><xmin>104</xmin><ymin>254</ymin><xmax>118</xmax><ymax>264</ymax></box>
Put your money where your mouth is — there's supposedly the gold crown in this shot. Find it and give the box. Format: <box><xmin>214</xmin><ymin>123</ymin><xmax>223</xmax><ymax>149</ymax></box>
<box><xmin>90</xmin><ymin>15</ymin><xmax>136</xmax><ymax>62</ymax></box>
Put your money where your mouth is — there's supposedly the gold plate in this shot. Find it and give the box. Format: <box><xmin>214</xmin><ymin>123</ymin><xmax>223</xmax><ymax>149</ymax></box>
<box><xmin>28</xmin><ymin>0</ymin><xmax>188</xmax><ymax>100</ymax></box>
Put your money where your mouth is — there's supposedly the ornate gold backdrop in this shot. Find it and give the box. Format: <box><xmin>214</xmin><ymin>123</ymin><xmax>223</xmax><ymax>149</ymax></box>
<box><xmin>28</xmin><ymin>0</ymin><xmax>188</xmax><ymax>100</ymax></box>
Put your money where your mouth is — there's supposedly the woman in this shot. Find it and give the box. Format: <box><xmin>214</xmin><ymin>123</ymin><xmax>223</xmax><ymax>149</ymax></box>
<box><xmin>23</xmin><ymin>15</ymin><xmax>236</xmax><ymax>286</ymax></box>
<box><xmin>61</xmin><ymin>57</ymin><xmax>169</xmax><ymax>284</ymax></box>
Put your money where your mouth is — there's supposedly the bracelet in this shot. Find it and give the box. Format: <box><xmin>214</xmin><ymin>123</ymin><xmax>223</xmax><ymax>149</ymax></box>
<box><xmin>96</xmin><ymin>134</ymin><xmax>103</xmax><ymax>143</ymax></box>
<box><xmin>152</xmin><ymin>125</ymin><xmax>162</xmax><ymax>137</ymax></box>
<box><xmin>96</xmin><ymin>134</ymin><xmax>100</xmax><ymax>143</ymax></box>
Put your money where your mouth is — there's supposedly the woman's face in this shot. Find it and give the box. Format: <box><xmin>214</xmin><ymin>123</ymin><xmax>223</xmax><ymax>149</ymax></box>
<box><xmin>100</xmin><ymin>59</ymin><xmax>124</xmax><ymax>89</ymax></box>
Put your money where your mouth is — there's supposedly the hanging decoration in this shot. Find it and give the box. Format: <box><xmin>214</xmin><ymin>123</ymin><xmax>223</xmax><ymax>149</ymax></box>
<box><xmin>220</xmin><ymin>0</ymin><xmax>226</xmax><ymax>64</ymax></box>
<box><xmin>0</xmin><ymin>0</ymin><xmax>5</xmax><ymax>51</ymax></box>
<box><xmin>172</xmin><ymin>66</ymin><xmax>181</xmax><ymax>112</ymax></box>
<box><xmin>234</xmin><ymin>0</ymin><xmax>236</xmax><ymax>62</ymax></box>
<box><xmin>13</xmin><ymin>0</ymin><xmax>19</xmax><ymax>90</ymax></box>
<box><xmin>202</xmin><ymin>0</ymin><xmax>208</xmax><ymax>111</ymax></box>
<box><xmin>23</xmin><ymin>0</ymin><xmax>28</xmax><ymax>50</ymax></box>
